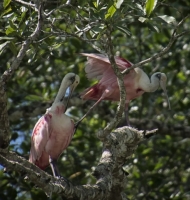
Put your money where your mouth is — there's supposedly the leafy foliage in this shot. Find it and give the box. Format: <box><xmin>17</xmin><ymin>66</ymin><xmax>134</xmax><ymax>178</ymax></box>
<box><xmin>0</xmin><ymin>0</ymin><xmax>190</xmax><ymax>199</ymax></box>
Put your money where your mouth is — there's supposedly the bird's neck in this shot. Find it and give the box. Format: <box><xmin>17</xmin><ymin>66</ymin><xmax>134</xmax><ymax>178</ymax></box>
<box><xmin>50</xmin><ymin>102</ymin><xmax>66</xmax><ymax>114</ymax></box>
<box><xmin>138</xmin><ymin>70</ymin><xmax>159</xmax><ymax>92</ymax></box>
<box><xmin>54</xmin><ymin>79</ymin><xmax>69</xmax><ymax>104</ymax></box>
<box><xmin>149</xmin><ymin>75</ymin><xmax>160</xmax><ymax>92</ymax></box>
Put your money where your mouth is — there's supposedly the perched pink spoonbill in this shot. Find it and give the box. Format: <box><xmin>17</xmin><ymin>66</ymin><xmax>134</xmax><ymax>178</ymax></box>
<box><xmin>29</xmin><ymin>73</ymin><xmax>80</xmax><ymax>177</ymax></box>
<box><xmin>79</xmin><ymin>53</ymin><xmax>170</xmax><ymax>124</ymax></box>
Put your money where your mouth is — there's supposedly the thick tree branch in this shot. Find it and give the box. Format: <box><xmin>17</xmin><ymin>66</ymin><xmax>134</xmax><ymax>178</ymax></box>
<box><xmin>0</xmin><ymin>127</ymin><xmax>155</xmax><ymax>200</ymax></box>
<box><xmin>0</xmin><ymin>86</ymin><xmax>9</xmax><ymax>148</ymax></box>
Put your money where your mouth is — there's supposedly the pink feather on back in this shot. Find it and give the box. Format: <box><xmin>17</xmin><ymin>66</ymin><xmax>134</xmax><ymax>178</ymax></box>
<box><xmin>80</xmin><ymin>53</ymin><xmax>143</xmax><ymax>102</ymax></box>
<box><xmin>29</xmin><ymin>103</ymin><xmax>75</xmax><ymax>170</ymax></box>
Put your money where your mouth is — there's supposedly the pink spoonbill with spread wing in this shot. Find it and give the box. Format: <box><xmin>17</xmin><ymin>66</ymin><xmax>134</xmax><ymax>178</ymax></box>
<box><xmin>29</xmin><ymin>73</ymin><xmax>80</xmax><ymax>177</ymax></box>
<box><xmin>79</xmin><ymin>53</ymin><xmax>170</xmax><ymax>124</ymax></box>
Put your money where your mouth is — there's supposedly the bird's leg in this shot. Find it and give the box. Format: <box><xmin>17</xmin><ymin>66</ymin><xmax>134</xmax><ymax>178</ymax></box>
<box><xmin>49</xmin><ymin>157</ymin><xmax>60</xmax><ymax>177</ymax></box>
<box><xmin>74</xmin><ymin>97</ymin><xmax>103</xmax><ymax>130</ymax></box>
<box><xmin>49</xmin><ymin>157</ymin><xmax>69</xmax><ymax>184</ymax></box>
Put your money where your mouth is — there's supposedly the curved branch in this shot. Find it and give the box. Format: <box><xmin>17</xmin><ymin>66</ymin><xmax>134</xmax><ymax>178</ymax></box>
<box><xmin>0</xmin><ymin>127</ymin><xmax>155</xmax><ymax>200</ymax></box>
<box><xmin>122</xmin><ymin>14</ymin><xmax>190</xmax><ymax>75</ymax></box>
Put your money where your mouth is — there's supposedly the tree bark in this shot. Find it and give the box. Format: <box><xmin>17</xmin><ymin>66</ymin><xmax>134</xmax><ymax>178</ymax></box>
<box><xmin>0</xmin><ymin>126</ymin><xmax>156</xmax><ymax>200</ymax></box>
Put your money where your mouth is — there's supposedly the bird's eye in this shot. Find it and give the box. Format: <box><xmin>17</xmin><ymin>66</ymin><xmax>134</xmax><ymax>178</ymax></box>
<box><xmin>156</xmin><ymin>73</ymin><xmax>161</xmax><ymax>79</ymax></box>
<box><xmin>70</xmin><ymin>76</ymin><xmax>76</xmax><ymax>83</ymax></box>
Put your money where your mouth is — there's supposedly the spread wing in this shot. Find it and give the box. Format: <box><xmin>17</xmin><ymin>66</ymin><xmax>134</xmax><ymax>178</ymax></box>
<box><xmin>80</xmin><ymin>53</ymin><xmax>136</xmax><ymax>101</ymax></box>
<box><xmin>81</xmin><ymin>53</ymin><xmax>132</xmax><ymax>81</ymax></box>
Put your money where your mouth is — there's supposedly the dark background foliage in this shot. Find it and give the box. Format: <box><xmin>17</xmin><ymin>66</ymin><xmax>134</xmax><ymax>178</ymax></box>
<box><xmin>0</xmin><ymin>0</ymin><xmax>190</xmax><ymax>199</ymax></box>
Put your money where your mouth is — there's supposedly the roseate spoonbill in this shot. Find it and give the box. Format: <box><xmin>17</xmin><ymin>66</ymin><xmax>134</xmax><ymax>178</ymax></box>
<box><xmin>29</xmin><ymin>73</ymin><xmax>80</xmax><ymax>177</ymax></box>
<box><xmin>79</xmin><ymin>53</ymin><xmax>170</xmax><ymax>124</ymax></box>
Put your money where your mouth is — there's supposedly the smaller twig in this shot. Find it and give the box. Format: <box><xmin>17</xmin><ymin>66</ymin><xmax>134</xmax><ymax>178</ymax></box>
<box><xmin>14</xmin><ymin>0</ymin><xmax>35</xmax><ymax>8</ymax></box>
<box><xmin>122</xmin><ymin>14</ymin><xmax>190</xmax><ymax>75</ymax></box>
<box><xmin>1</xmin><ymin>3</ymin><xmax>44</xmax><ymax>84</ymax></box>
<box><xmin>175</xmin><ymin>30</ymin><xmax>190</xmax><ymax>39</ymax></box>
<box><xmin>45</xmin><ymin>1</ymin><xmax>71</xmax><ymax>16</ymax></box>
<box><xmin>157</xmin><ymin>2</ymin><xmax>183</xmax><ymax>16</ymax></box>
<box><xmin>143</xmin><ymin>129</ymin><xmax>158</xmax><ymax>139</ymax></box>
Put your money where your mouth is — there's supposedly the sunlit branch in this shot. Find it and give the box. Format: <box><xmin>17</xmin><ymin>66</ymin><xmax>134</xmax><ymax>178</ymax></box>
<box><xmin>0</xmin><ymin>126</ymin><xmax>154</xmax><ymax>199</ymax></box>
<box><xmin>14</xmin><ymin>0</ymin><xmax>35</xmax><ymax>8</ymax></box>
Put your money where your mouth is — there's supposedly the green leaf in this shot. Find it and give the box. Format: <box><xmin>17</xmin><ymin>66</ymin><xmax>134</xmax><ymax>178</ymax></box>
<box><xmin>19</xmin><ymin>11</ymin><xmax>27</xmax><ymax>25</ymax></box>
<box><xmin>3</xmin><ymin>0</ymin><xmax>11</xmax><ymax>9</ymax></box>
<box><xmin>53</xmin><ymin>43</ymin><xmax>62</xmax><ymax>49</ymax></box>
<box><xmin>105</xmin><ymin>0</ymin><xmax>123</xmax><ymax>19</ymax></box>
<box><xmin>93</xmin><ymin>2</ymin><xmax>98</xmax><ymax>8</ymax></box>
<box><xmin>9</xmin><ymin>20</ymin><xmax>17</xmax><ymax>30</ymax></box>
<box><xmin>6</xmin><ymin>26</ymin><xmax>16</xmax><ymax>35</ymax></box>
<box><xmin>1</xmin><ymin>5</ymin><xmax>12</xmax><ymax>17</ymax></box>
<box><xmin>25</xmin><ymin>95</ymin><xmax>43</xmax><ymax>101</ymax></box>
<box><xmin>105</xmin><ymin>5</ymin><xmax>116</xmax><ymax>19</ymax></box>
<box><xmin>177</xmin><ymin>71</ymin><xmax>186</xmax><ymax>81</ymax></box>
<box><xmin>147</xmin><ymin>23</ymin><xmax>159</xmax><ymax>32</ymax></box>
<box><xmin>138</xmin><ymin>17</ymin><xmax>148</xmax><ymax>23</ymax></box>
<box><xmin>136</xmin><ymin>3</ymin><xmax>144</xmax><ymax>13</ymax></box>
<box><xmin>93</xmin><ymin>0</ymin><xmax>99</xmax><ymax>8</ymax></box>
<box><xmin>144</xmin><ymin>0</ymin><xmax>157</xmax><ymax>17</ymax></box>
<box><xmin>142</xmin><ymin>148</ymin><xmax>152</xmax><ymax>155</ymax></box>
<box><xmin>96</xmin><ymin>28</ymin><xmax>106</xmax><ymax>40</ymax></box>
<box><xmin>9</xmin><ymin>42</ymin><xmax>17</xmax><ymax>55</ymax></box>
<box><xmin>154</xmin><ymin>162</ymin><xmax>163</xmax><ymax>170</ymax></box>
<box><xmin>157</xmin><ymin>15</ymin><xmax>177</xmax><ymax>25</ymax></box>
<box><xmin>117</xmin><ymin>26</ymin><xmax>131</xmax><ymax>36</ymax></box>
<box><xmin>0</xmin><ymin>41</ymin><xmax>10</xmax><ymax>51</ymax></box>
<box><xmin>115</xmin><ymin>0</ymin><xmax>124</xmax><ymax>9</ymax></box>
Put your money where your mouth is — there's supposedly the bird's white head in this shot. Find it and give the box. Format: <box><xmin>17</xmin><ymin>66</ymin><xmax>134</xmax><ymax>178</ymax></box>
<box><xmin>64</xmin><ymin>73</ymin><xmax>80</xmax><ymax>89</ymax></box>
<box><xmin>66</xmin><ymin>73</ymin><xmax>80</xmax><ymax>94</ymax></box>
<box><xmin>154</xmin><ymin>72</ymin><xmax>171</xmax><ymax>110</ymax></box>
<box><xmin>63</xmin><ymin>73</ymin><xmax>80</xmax><ymax>111</ymax></box>
<box><xmin>53</xmin><ymin>73</ymin><xmax>80</xmax><ymax>110</ymax></box>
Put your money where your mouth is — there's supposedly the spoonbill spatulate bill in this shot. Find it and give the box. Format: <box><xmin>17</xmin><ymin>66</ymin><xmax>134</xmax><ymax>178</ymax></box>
<box><xmin>79</xmin><ymin>53</ymin><xmax>170</xmax><ymax>125</ymax></box>
<box><xmin>29</xmin><ymin>73</ymin><xmax>80</xmax><ymax>177</ymax></box>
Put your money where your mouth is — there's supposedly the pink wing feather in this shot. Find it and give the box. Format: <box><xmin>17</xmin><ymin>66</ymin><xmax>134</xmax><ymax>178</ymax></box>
<box><xmin>81</xmin><ymin>53</ymin><xmax>132</xmax><ymax>80</ymax></box>
<box><xmin>80</xmin><ymin>53</ymin><xmax>135</xmax><ymax>101</ymax></box>
<box><xmin>29</xmin><ymin>113</ymin><xmax>51</xmax><ymax>169</ymax></box>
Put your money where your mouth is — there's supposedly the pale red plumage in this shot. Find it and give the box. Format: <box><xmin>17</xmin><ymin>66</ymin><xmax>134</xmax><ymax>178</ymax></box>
<box><xmin>79</xmin><ymin>53</ymin><xmax>170</xmax><ymax>124</ymax></box>
<box><xmin>29</xmin><ymin>103</ymin><xmax>74</xmax><ymax>169</ymax></box>
<box><xmin>29</xmin><ymin>73</ymin><xmax>80</xmax><ymax>173</ymax></box>
<box><xmin>81</xmin><ymin>53</ymin><xmax>145</xmax><ymax>105</ymax></box>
